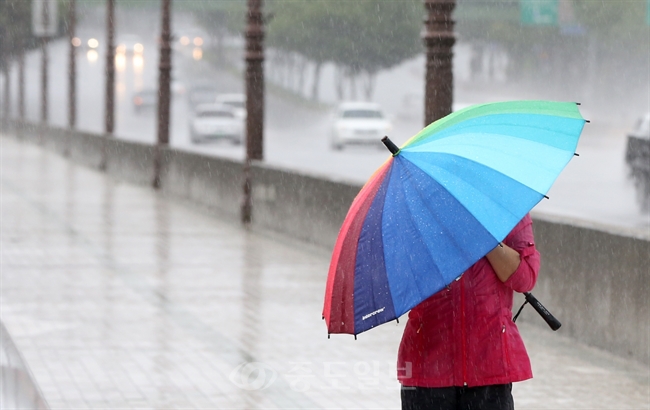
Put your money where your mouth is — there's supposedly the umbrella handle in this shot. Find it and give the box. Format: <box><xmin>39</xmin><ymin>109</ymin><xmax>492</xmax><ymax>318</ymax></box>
<box><xmin>521</xmin><ymin>292</ymin><xmax>562</xmax><ymax>331</ymax></box>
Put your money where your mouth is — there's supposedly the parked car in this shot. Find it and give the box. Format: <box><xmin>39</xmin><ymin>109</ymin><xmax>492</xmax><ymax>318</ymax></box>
<box><xmin>330</xmin><ymin>102</ymin><xmax>392</xmax><ymax>150</ymax></box>
<box><xmin>188</xmin><ymin>82</ymin><xmax>219</xmax><ymax>109</ymax></box>
<box><xmin>625</xmin><ymin>112</ymin><xmax>650</xmax><ymax>211</ymax></box>
<box><xmin>215</xmin><ymin>93</ymin><xmax>246</xmax><ymax>120</ymax></box>
<box><xmin>132</xmin><ymin>89</ymin><xmax>157</xmax><ymax>113</ymax></box>
<box><xmin>189</xmin><ymin>104</ymin><xmax>244</xmax><ymax>144</ymax></box>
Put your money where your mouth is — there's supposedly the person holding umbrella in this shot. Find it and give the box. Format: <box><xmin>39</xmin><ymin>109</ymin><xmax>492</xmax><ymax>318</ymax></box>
<box><xmin>322</xmin><ymin>101</ymin><xmax>586</xmax><ymax>408</ymax></box>
<box><xmin>398</xmin><ymin>214</ymin><xmax>540</xmax><ymax>410</ymax></box>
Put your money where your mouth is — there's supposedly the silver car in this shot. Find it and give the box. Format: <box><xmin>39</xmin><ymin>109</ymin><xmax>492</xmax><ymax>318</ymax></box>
<box><xmin>189</xmin><ymin>104</ymin><xmax>244</xmax><ymax>144</ymax></box>
<box><xmin>215</xmin><ymin>93</ymin><xmax>246</xmax><ymax>120</ymax></box>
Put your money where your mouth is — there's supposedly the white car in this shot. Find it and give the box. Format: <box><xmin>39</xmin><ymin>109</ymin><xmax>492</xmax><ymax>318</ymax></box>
<box><xmin>215</xmin><ymin>93</ymin><xmax>246</xmax><ymax>120</ymax></box>
<box><xmin>189</xmin><ymin>104</ymin><xmax>244</xmax><ymax>144</ymax></box>
<box><xmin>331</xmin><ymin>102</ymin><xmax>392</xmax><ymax>150</ymax></box>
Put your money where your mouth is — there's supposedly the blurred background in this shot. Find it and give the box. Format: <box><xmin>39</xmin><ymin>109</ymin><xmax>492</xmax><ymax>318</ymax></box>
<box><xmin>1</xmin><ymin>0</ymin><xmax>649</xmax><ymax>230</ymax></box>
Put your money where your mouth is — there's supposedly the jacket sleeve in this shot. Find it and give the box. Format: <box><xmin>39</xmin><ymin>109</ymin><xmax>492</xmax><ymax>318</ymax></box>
<box><xmin>502</xmin><ymin>214</ymin><xmax>540</xmax><ymax>293</ymax></box>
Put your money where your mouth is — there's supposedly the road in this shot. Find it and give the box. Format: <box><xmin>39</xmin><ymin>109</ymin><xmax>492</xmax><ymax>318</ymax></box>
<box><xmin>5</xmin><ymin>7</ymin><xmax>649</xmax><ymax>233</ymax></box>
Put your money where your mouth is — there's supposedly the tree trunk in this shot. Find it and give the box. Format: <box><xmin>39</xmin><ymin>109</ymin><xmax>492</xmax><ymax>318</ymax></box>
<box><xmin>363</xmin><ymin>72</ymin><xmax>376</xmax><ymax>101</ymax></box>
<box><xmin>68</xmin><ymin>0</ymin><xmax>77</xmax><ymax>129</ymax></box>
<box><xmin>104</xmin><ymin>0</ymin><xmax>115</xmax><ymax>134</ymax></box>
<box><xmin>288</xmin><ymin>53</ymin><xmax>296</xmax><ymax>90</ymax></box>
<box><xmin>297</xmin><ymin>56</ymin><xmax>306</xmax><ymax>95</ymax></box>
<box><xmin>269</xmin><ymin>50</ymin><xmax>277</xmax><ymax>83</ymax></box>
<box><xmin>583</xmin><ymin>33</ymin><xmax>598</xmax><ymax>106</ymax></box>
<box><xmin>282</xmin><ymin>52</ymin><xmax>292</xmax><ymax>89</ymax></box>
<box><xmin>311</xmin><ymin>62</ymin><xmax>322</xmax><ymax>101</ymax></box>
<box><xmin>18</xmin><ymin>50</ymin><xmax>25</xmax><ymax>120</ymax></box>
<box><xmin>349</xmin><ymin>69</ymin><xmax>357</xmax><ymax>100</ymax></box>
<box><xmin>2</xmin><ymin>65</ymin><xmax>9</xmax><ymax>121</ymax></box>
<box><xmin>41</xmin><ymin>37</ymin><xmax>49</xmax><ymax>124</ymax></box>
<box><xmin>335</xmin><ymin>66</ymin><xmax>344</xmax><ymax>101</ymax></box>
<box><xmin>216</xmin><ymin>32</ymin><xmax>224</xmax><ymax>65</ymax></box>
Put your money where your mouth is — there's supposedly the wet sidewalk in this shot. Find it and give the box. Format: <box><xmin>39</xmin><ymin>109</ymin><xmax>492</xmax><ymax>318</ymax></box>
<box><xmin>1</xmin><ymin>135</ymin><xmax>648</xmax><ymax>409</ymax></box>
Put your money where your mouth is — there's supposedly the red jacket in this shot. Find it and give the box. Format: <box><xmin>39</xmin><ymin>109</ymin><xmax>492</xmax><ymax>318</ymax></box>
<box><xmin>397</xmin><ymin>214</ymin><xmax>540</xmax><ymax>388</ymax></box>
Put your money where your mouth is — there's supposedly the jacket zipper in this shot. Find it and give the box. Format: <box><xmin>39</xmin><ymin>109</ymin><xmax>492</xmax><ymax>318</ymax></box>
<box><xmin>500</xmin><ymin>289</ymin><xmax>510</xmax><ymax>379</ymax></box>
<box><xmin>460</xmin><ymin>275</ymin><xmax>467</xmax><ymax>386</ymax></box>
<box><xmin>502</xmin><ymin>321</ymin><xmax>510</xmax><ymax>378</ymax></box>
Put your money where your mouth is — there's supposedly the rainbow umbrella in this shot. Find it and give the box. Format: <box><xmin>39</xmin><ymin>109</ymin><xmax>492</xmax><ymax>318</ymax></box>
<box><xmin>323</xmin><ymin>100</ymin><xmax>586</xmax><ymax>336</ymax></box>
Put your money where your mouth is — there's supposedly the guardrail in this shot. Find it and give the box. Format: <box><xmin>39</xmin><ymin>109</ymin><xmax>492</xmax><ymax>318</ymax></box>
<box><xmin>1</xmin><ymin>321</ymin><xmax>50</xmax><ymax>410</ymax></box>
<box><xmin>2</xmin><ymin>120</ymin><xmax>649</xmax><ymax>365</ymax></box>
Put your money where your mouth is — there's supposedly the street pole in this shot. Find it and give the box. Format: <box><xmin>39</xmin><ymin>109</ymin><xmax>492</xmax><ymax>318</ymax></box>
<box><xmin>105</xmin><ymin>0</ymin><xmax>115</xmax><ymax>135</ymax></box>
<box><xmin>241</xmin><ymin>0</ymin><xmax>265</xmax><ymax>224</ymax></box>
<box><xmin>68</xmin><ymin>0</ymin><xmax>76</xmax><ymax>130</ymax></box>
<box><xmin>423</xmin><ymin>0</ymin><xmax>456</xmax><ymax>126</ymax></box>
<box><xmin>153</xmin><ymin>0</ymin><xmax>172</xmax><ymax>189</ymax></box>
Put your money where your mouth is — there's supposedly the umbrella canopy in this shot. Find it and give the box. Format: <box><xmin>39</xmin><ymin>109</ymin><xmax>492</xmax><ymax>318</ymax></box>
<box><xmin>323</xmin><ymin>100</ymin><xmax>586</xmax><ymax>336</ymax></box>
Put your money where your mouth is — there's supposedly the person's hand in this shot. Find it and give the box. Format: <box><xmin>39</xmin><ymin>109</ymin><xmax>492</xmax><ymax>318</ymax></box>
<box><xmin>486</xmin><ymin>243</ymin><xmax>521</xmax><ymax>282</ymax></box>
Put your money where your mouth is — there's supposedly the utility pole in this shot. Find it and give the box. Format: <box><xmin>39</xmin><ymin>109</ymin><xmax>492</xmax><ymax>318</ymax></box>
<box><xmin>241</xmin><ymin>0</ymin><xmax>265</xmax><ymax>224</ymax></box>
<box><xmin>68</xmin><ymin>0</ymin><xmax>77</xmax><ymax>129</ymax></box>
<box><xmin>105</xmin><ymin>0</ymin><xmax>115</xmax><ymax>135</ymax></box>
<box><xmin>423</xmin><ymin>0</ymin><xmax>456</xmax><ymax>126</ymax></box>
<box><xmin>153</xmin><ymin>0</ymin><xmax>172</xmax><ymax>189</ymax></box>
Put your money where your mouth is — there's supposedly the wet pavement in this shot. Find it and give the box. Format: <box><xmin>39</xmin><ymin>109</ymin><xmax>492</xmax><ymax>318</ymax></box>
<box><xmin>1</xmin><ymin>135</ymin><xmax>648</xmax><ymax>409</ymax></box>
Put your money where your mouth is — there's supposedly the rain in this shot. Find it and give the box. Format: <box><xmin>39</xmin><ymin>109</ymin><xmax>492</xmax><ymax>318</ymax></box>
<box><xmin>0</xmin><ymin>0</ymin><xmax>648</xmax><ymax>409</ymax></box>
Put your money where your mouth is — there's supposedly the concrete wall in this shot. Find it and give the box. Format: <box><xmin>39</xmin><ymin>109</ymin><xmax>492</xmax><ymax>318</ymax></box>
<box><xmin>163</xmin><ymin>148</ymin><xmax>243</xmax><ymax>219</ymax></box>
<box><xmin>250</xmin><ymin>164</ymin><xmax>361</xmax><ymax>247</ymax></box>
<box><xmin>3</xmin><ymin>121</ymin><xmax>649</xmax><ymax>364</ymax></box>
<box><xmin>528</xmin><ymin>216</ymin><xmax>649</xmax><ymax>363</ymax></box>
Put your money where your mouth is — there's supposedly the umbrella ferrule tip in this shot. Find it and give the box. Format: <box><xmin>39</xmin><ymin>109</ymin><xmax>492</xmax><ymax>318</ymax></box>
<box><xmin>382</xmin><ymin>136</ymin><xmax>400</xmax><ymax>156</ymax></box>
